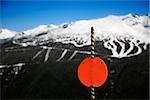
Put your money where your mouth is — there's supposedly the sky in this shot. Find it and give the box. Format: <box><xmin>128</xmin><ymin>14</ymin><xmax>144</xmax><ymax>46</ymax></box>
<box><xmin>0</xmin><ymin>0</ymin><xmax>149</xmax><ymax>31</ymax></box>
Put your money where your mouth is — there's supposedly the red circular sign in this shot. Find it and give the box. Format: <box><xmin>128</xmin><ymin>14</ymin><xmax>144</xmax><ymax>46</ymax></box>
<box><xmin>77</xmin><ymin>57</ymin><xmax>108</xmax><ymax>87</ymax></box>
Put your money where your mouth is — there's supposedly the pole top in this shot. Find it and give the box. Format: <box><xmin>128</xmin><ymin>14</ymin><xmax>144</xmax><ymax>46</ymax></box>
<box><xmin>91</xmin><ymin>27</ymin><xmax>94</xmax><ymax>32</ymax></box>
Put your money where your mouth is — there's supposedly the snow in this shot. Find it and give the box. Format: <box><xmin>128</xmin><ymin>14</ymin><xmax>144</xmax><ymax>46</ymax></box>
<box><xmin>103</xmin><ymin>38</ymin><xmax>143</xmax><ymax>58</ymax></box>
<box><xmin>23</xmin><ymin>25</ymin><xmax>58</xmax><ymax>36</ymax></box>
<box><xmin>0</xmin><ymin>63</ymin><xmax>25</xmax><ymax>68</ymax></box>
<box><xmin>67</xmin><ymin>51</ymin><xmax>78</xmax><ymax>61</ymax></box>
<box><xmin>3</xmin><ymin>14</ymin><xmax>150</xmax><ymax>44</ymax></box>
<box><xmin>0</xmin><ymin>14</ymin><xmax>150</xmax><ymax>58</ymax></box>
<box><xmin>32</xmin><ymin>49</ymin><xmax>44</xmax><ymax>60</ymax></box>
<box><xmin>0</xmin><ymin>29</ymin><xmax>17</xmax><ymax>40</ymax></box>
<box><xmin>44</xmin><ymin>48</ymin><xmax>52</xmax><ymax>62</ymax></box>
<box><xmin>13</xmin><ymin>63</ymin><xmax>25</xmax><ymax>67</ymax></box>
<box><xmin>56</xmin><ymin>49</ymin><xmax>68</xmax><ymax>61</ymax></box>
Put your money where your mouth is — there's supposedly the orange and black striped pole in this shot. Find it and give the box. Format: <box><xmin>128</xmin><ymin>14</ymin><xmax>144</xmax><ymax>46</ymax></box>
<box><xmin>90</xmin><ymin>27</ymin><xmax>96</xmax><ymax>100</ymax></box>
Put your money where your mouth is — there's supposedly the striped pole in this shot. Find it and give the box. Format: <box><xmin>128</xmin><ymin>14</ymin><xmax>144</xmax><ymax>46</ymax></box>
<box><xmin>91</xmin><ymin>27</ymin><xmax>95</xmax><ymax>59</ymax></box>
<box><xmin>90</xmin><ymin>27</ymin><xmax>96</xmax><ymax>100</ymax></box>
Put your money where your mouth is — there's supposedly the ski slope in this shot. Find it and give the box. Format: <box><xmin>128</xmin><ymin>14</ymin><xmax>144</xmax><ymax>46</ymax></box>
<box><xmin>0</xmin><ymin>14</ymin><xmax>149</xmax><ymax>58</ymax></box>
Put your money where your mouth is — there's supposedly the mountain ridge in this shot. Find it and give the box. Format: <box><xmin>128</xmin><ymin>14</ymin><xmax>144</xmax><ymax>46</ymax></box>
<box><xmin>0</xmin><ymin>14</ymin><xmax>149</xmax><ymax>58</ymax></box>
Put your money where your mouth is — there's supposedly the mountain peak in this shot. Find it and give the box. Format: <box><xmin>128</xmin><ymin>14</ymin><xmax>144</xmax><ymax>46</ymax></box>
<box><xmin>126</xmin><ymin>13</ymin><xmax>138</xmax><ymax>17</ymax></box>
<box><xmin>0</xmin><ymin>14</ymin><xmax>149</xmax><ymax>44</ymax></box>
<box><xmin>0</xmin><ymin>14</ymin><xmax>149</xmax><ymax>58</ymax></box>
<box><xmin>0</xmin><ymin>29</ymin><xmax>17</xmax><ymax>40</ymax></box>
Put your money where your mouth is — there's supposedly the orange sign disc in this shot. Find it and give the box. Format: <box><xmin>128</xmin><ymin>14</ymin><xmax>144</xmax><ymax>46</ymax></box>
<box><xmin>77</xmin><ymin>57</ymin><xmax>108</xmax><ymax>87</ymax></box>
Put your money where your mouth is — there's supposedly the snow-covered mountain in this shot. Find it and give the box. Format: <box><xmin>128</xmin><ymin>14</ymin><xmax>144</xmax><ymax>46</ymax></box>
<box><xmin>0</xmin><ymin>14</ymin><xmax>149</xmax><ymax>58</ymax></box>
<box><xmin>0</xmin><ymin>29</ymin><xmax>17</xmax><ymax>39</ymax></box>
<box><xmin>0</xmin><ymin>29</ymin><xmax>17</xmax><ymax>44</ymax></box>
